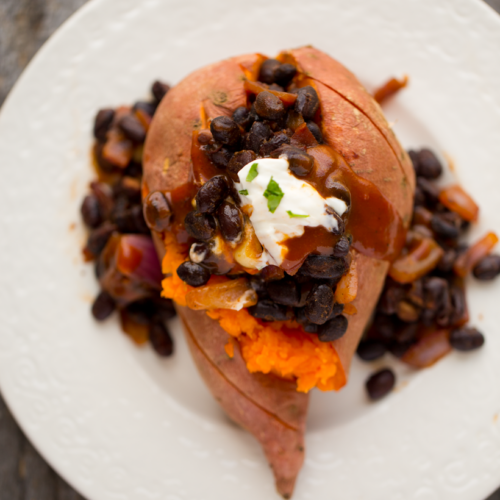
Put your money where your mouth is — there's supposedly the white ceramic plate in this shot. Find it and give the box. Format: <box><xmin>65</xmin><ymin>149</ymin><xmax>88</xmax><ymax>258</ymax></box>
<box><xmin>1</xmin><ymin>0</ymin><xmax>500</xmax><ymax>498</ymax></box>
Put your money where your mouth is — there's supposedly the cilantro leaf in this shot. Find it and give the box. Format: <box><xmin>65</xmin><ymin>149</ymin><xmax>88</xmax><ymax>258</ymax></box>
<box><xmin>239</xmin><ymin>189</ymin><xmax>249</xmax><ymax>196</ymax></box>
<box><xmin>246</xmin><ymin>163</ymin><xmax>259</xmax><ymax>182</ymax></box>
<box><xmin>287</xmin><ymin>210</ymin><xmax>309</xmax><ymax>218</ymax></box>
<box><xmin>263</xmin><ymin>177</ymin><xmax>284</xmax><ymax>213</ymax></box>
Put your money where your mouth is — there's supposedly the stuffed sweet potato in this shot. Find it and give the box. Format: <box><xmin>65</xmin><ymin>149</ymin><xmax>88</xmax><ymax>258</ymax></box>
<box><xmin>142</xmin><ymin>47</ymin><xmax>414</xmax><ymax>497</ymax></box>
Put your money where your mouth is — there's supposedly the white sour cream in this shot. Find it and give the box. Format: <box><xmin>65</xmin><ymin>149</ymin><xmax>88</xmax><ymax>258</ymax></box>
<box><xmin>235</xmin><ymin>157</ymin><xmax>347</xmax><ymax>267</ymax></box>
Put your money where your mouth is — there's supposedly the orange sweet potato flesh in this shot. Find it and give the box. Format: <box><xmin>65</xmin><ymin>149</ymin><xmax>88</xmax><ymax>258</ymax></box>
<box><xmin>143</xmin><ymin>47</ymin><xmax>414</xmax><ymax>497</ymax></box>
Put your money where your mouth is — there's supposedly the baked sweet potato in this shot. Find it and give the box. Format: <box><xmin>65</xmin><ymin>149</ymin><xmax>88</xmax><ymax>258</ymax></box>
<box><xmin>143</xmin><ymin>47</ymin><xmax>414</xmax><ymax>497</ymax></box>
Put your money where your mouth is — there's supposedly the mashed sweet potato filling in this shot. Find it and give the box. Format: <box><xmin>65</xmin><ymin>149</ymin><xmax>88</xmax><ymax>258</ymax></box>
<box><xmin>160</xmin><ymin>234</ymin><xmax>345</xmax><ymax>393</ymax></box>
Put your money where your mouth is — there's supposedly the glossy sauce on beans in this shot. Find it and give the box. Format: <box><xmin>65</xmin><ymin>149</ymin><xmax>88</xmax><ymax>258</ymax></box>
<box><xmin>277</xmin><ymin>145</ymin><xmax>405</xmax><ymax>268</ymax></box>
<box><xmin>159</xmin><ymin>109</ymin><xmax>405</xmax><ymax>269</ymax></box>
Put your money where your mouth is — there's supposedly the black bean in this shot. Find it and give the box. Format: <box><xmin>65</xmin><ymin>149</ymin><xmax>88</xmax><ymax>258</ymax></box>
<box><xmin>295</xmin><ymin>306</ymin><xmax>323</xmax><ymax>334</ymax></box>
<box><xmin>406</xmin><ymin>279</ymin><xmax>424</xmax><ymax>307</ymax></box>
<box><xmin>473</xmin><ymin>254</ymin><xmax>500</xmax><ymax>280</ymax></box>
<box><xmin>249</xmin><ymin>276</ymin><xmax>268</xmax><ymax>296</ymax></box>
<box><xmin>260</xmin><ymin>265</ymin><xmax>286</xmax><ymax>282</ymax></box>
<box><xmin>244</xmin><ymin>121</ymin><xmax>272</xmax><ymax>152</ymax></box>
<box><xmin>152</xmin><ymin>80</ymin><xmax>170</xmax><ymax>103</ymax></box>
<box><xmin>124</xmin><ymin>161</ymin><xmax>143</xmax><ymax>178</ymax></box>
<box><xmin>248</xmin><ymin>103</ymin><xmax>260</xmax><ymax>123</ymax></box>
<box><xmin>437</xmin><ymin>248</ymin><xmax>457</xmax><ymax>273</ymax></box>
<box><xmin>424</xmin><ymin>277</ymin><xmax>448</xmax><ymax>310</ymax></box>
<box><xmin>143</xmin><ymin>191</ymin><xmax>172</xmax><ymax>232</ymax></box>
<box><xmin>416</xmin><ymin>148</ymin><xmax>443</xmax><ymax>179</ymax></box>
<box><xmin>227</xmin><ymin>150</ymin><xmax>257</xmax><ymax>180</ymax></box>
<box><xmin>299</xmin><ymin>255</ymin><xmax>348</xmax><ymax>280</ymax></box>
<box><xmin>113</xmin><ymin>176</ymin><xmax>142</xmax><ymax>203</ymax></box>
<box><xmin>333</xmin><ymin>236</ymin><xmax>351</xmax><ymax>257</ymax></box>
<box><xmin>305</xmin><ymin>285</ymin><xmax>334</xmax><ymax>325</ymax></box>
<box><xmin>189</xmin><ymin>241</ymin><xmax>210</xmax><ymax>264</ymax></box>
<box><xmin>327</xmin><ymin>302</ymin><xmax>345</xmax><ymax>320</ymax></box>
<box><xmin>197</xmin><ymin>131</ymin><xmax>213</xmax><ymax>146</ymax></box>
<box><xmin>449</xmin><ymin>284</ymin><xmax>467</xmax><ymax>326</ymax></box>
<box><xmin>217</xmin><ymin>201</ymin><xmax>244</xmax><ymax>242</ymax></box>
<box><xmin>81</xmin><ymin>194</ymin><xmax>104</xmax><ymax>228</ymax></box>
<box><xmin>408</xmin><ymin>150</ymin><xmax>420</xmax><ymax>175</ymax></box>
<box><xmin>196</xmin><ymin>175</ymin><xmax>229</xmax><ymax>213</ymax></box>
<box><xmin>132</xmin><ymin>205</ymin><xmax>150</xmax><ymax>234</ymax></box>
<box><xmin>124</xmin><ymin>299</ymin><xmax>156</xmax><ymax>324</ymax></box>
<box><xmin>420</xmin><ymin>307</ymin><xmax>437</xmax><ymax>327</ymax></box>
<box><xmin>259</xmin><ymin>59</ymin><xmax>281</xmax><ymax>84</ymax></box>
<box><xmin>294</xmin><ymin>86</ymin><xmax>320</xmax><ymax>120</ymax></box>
<box><xmin>113</xmin><ymin>205</ymin><xmax>149</xmax><ymax>234</ymax></box>
<box><xmin>417</xmin><ymin>177</ymin><xmax>440</xmax><ymax>206</ymax></box>
<box><xmin>325</xmin><ymin>180</ymin><xmax>352</xmax><ymax>211</ymax></box>
<box><xmin>184</xmin><ymin>211</ymin><xmax>217</xmax><ymax>241</ymax></box>
<box><xmin>424</xmin><ymin>277</ymin><xmax>451</xmax><ymax>327</ymax></box>
<box><xmin>232</xmin><ymin>106</ymin><xmax>253</xmax><ymax>130</ymax></box>
<box><xmin>306</xmin><ymin>122</ymin><xmax>323</xmax><ymax>143</ymax></box>
<box><xmin>259</xmin><ymin>131</ymin><xmax>291</xmax><ymax>156</ymax></box>
<box><xmin>318</xmin><ymin>315</ymin><xmax>348</xmax><ymax>342</ymax></box>
<box><xmin>267</xmin><ymin>279</ymin><xmax>301</xmax><ymax>307</ymax></box>
<box><xmin>210</xmin><ymin>116</ymin><xmax>241</xmax><ymax>146</ymax></box>
<box><xmin>254</xmin><ymin>91</ymin><xmax>285</xmax><ymax>121</ymax></box>
<box><xmin>366</xmin><ymin>368</ymin><xmax>396</xmax><ymax>400</ymax></box>
<box><xmin>431</xmin><ymin>213</ymin><xmax>460</xmax><ymax>239</ymax></box>
<box><xmin>210</xmin><ymin>147</ymin><xmax>233</xmax><ymax>169</ymax></box>
<box><xmin>153</xmin><ymin>297</ymin><xmax>177</xmax><ymax>321</ymax></box>
<box><xmin>149</xmin><ymin>320</ymin><xmax>174</xmax><ymax>356</ymax></box>
<box><xmin>133</xmin><ymin>101</ymin><xmax>156</xmax><ymax>118</ymax></box>
<box><xmin>379</xmin><ymin>283</ymin><xmax>406</xmax><ymax>315</ymax></box>
<box><xmin>395</xmin><ymin>322</ymin><xmax>418</xmax><ymax>344</ymax></box>
<box><xmin>274</xmin><ymin>63</ymin><xmax>297</xmax><ymax>87</ymax></box>
<box><xmin>371</xmin><ymin>313</ymin><xmax>398</xmax><ymax>342</ymax></box>
<box><xmin>177</xmin><ymin>261</ymin><xmax>210</xmax><ymax>287</ymax></box>
<box><xmin>118</xmin><ymin>114</ymin><xmax>146</xmax><ymax>143</ymax></box>
<box><xmin>450</xmin><ymin>327</ymin><xmax>484</xmax><ymax>351</ymax></box>
<box><xmin>248</xmin><ymin>300</ymin><xmax>290</xmax><ymax>322</ymax></box>
<box><xmin>389</xmin><ymin>340</ymin><xmax>415</xmax><ymax>358</ymax></box>
<box><xmin>303</xmin><ymin>323</ymin><xmax>319</xmax><ymax>333</ymax></box>
<box><xmin>94</xmin><ymin>257</ymin><xmax>105</xmax><ymax>279</ymax></box>
<box><xmin>413</xmin><ymin>186</ymin><xmax>426</xmax><ymax>207</ymax></box>
<box><xmin>357</xmin><ymin>339</ymin><xmax>387</xmax><ymax>361</ymax></box>
<box><xmin>273</xmin><ymin>145</ymin><xmax>314</xmax><ymax>177</ymax></box>
<box><xmin>91</xmin><ymin>291</ymin><xmax>116</xmax><ymax>321</ymax></box>
<box><xmin>86</xmin><ymin>222</ymin><xmax>116</xmax><ymax>257</ymax></box>
<box><xmin>269</xmin><ymin>83</ymin><xmax>285</xmax><ymax>92</ymax></box>
<box><xmin>93</xmin><ymin>108</ymin><xmax>115</xmax><ymax>141</ymax></box>
<box><xmin>294</xmin><ymin>306</ymin><xmax>309</xmax><ymax>324</ymax></box>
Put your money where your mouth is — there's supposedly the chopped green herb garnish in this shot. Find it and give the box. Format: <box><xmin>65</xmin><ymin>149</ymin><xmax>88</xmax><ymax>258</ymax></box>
<box><xmin>239</xmin><ymin>189</ymin><xmax>249</xmax><ymax>196</ymax></box>
<box><xmin>287</xmin><ymin>210</ymin><xmax>309</xmax><ymax>218</ymax></box>
<box><xmin>246</xmin><ymin>163</ymin><xmax>259</xmax><ymax>182</ymax></box>
<box><xmin>263</xmin><ymin>177</ymin><xmax>284</xmax><ymax>213</ymax></box>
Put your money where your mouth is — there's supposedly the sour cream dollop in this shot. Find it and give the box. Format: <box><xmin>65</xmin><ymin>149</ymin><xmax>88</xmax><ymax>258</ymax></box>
<box><xmin>235</xmin><ymin>157</ymin><xmax>347</xmax><ymax>267</ymax></box>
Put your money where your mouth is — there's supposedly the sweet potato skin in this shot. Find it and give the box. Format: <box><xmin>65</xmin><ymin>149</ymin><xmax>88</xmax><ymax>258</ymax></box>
<box><xmin>151</xmin><ymin>233</ymin><xmax>307</xmax><ymax>498</ymax></box>
<box><xmin>289</xmin><ymin>46</ymin><xmax>415</xmax><ymax>225</ymax></box>
<box><xmin>143</xmin><ymin>54</ymin><xmax>258</xmax><ymax>195</ymax></box>
<box><xmin>179</xmin><ymin>306</ymin><xmax>307</xmax><ymax>499</ymax></box>
<box><xmin>144</xmin><ymin>47</ymin><xmax>414</xmax><ymax>497</ymax></box>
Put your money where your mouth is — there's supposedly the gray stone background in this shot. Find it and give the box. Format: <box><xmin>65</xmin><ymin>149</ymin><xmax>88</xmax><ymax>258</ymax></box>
<box><xmin>0</xmin><ymin>0</ymin><xmax>500</xmax><ymax>498</ymax></box>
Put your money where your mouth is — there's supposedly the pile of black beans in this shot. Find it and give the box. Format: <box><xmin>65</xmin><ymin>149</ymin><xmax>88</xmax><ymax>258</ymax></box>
<box><xmin>178</xmin><ymin>61</ymin><xmax>324</xmax><ymax>290</ymax></box>
<box><xmin>174</xmin><ymin>59</ymin><xmax>353</xmax><ymax>343</ymax></box>
<box><xmin>82</xmin><ymin>81</ymin><xmax>176</xmax><ymax>357</ymax></box>
<box><xmin>248</xmin><ymin>247</ymin><xmax>351</xmax><ymax>342</ymax></box>
<box><xmin>361</xmin><ymin>148</ymin><xmax>499</xmax><ymax>401</ymax></box>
